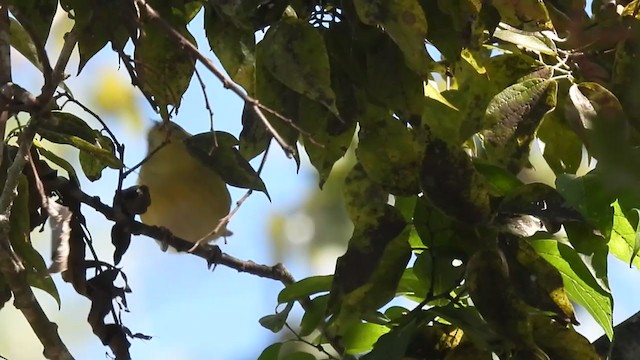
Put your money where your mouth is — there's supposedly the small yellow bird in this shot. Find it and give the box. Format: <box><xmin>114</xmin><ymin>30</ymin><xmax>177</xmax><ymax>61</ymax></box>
<box><xmin>138</xmin><ymin>121</ymin><xmax>232</xmax><ymax>246</ymax></box>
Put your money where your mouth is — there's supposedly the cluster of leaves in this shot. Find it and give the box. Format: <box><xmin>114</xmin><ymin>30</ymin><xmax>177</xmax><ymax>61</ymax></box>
<box><xmin>7</xmin><ymin>0</ymin><xmax>640</xmax><ymax>359</ymax></box>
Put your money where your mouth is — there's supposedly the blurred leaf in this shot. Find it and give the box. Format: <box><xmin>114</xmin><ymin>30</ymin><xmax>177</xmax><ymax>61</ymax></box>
<box><xmin>185</xmin><ymin>132</ymin><xmax>270</xmax><ymax>198</ymax></box>
<box><xmin>280</xmin><ymin>352</ymin><xmax>316</xmax><ymax>360</ymax></box>
<box><xmin>204</xmin><ymin>4</ymin><xmax>255</xmax><ymax>92</ymax></box>
<box><xmin>259</xmin><ymin>302</ymin><xmax>294</xmax><ymax>333</ymax></box>
<box><xmin>257</xmin><ymin>343</ymin><xmax>283</xmax><ymax>360</ymax></box>
<box><xmin>431</xmin><ymin>304</ymin><xmax>501</xmax><ymax>349</ymax></box>
<box><xmin>421</xmin><ymin>92</ymin><xmax>465</xmax><ymax>144</ymax></box>
<box><xmin>10</xmin><ymin>175</ymin><xmax>60</xmax><ymax>307</ymax></box>
<box><xmin>354</xmin><ymin>0</ymin><xmax>430</xmax><ymax>76</ymax></box>
<box><xmin>420</xmin><ymin>137</ymin><xmax>491</xmax><ymax>224</ymax></box>
<box><xmin>261</xmin><ymin>17</ymin><xmax>338</xmax><ymax>116</ymax></box>
<box><xmin>343</xmin><ymin>322</ymin><xmax>391</xmax><ymax>355</ymax></box>
<box><xmin>79</xmin><ymin>134</ymin><xmax>117</xmax><ymax>181</ymax></box>
<box><xmin>482</xmin><ymin>78</ymin><xmax>557</xmax><ymax>172</ymax></box>
<box><xmin>537</xmin><ymin>104</ymin><xmax>583</xmax><ymax>174</ymax></box>
<box><xmin>8</xmin><ymin>0</ymin><xmax>57</xmax><ymax>45</ymax></box>
<box><xmin>278</xmin><ymin>275</ymin><xmax>333</xmax><ymax>303</ymax></box>
<box><xmin>413</xmin><ymin>251</ymin><xmax>464</xmax><ymax>299</ymax></box>
<box><xmin>33</xmin><ymin>140</ymin><xmax>80</xmax><ymax>186</ymax></box>
<box><xmin>9</xmin><ymin>17</ymin><xmax>42</xmax><ymax>70</ymax></box>
<box><xmin>556</xmin><ymin>173</ymin><xmax>615</xmax><ymax>233</ymax></box>
<box><xmin>529</xmin><ymin>238</ymin><xmax>613</xmax><ymax>339</ymax></box>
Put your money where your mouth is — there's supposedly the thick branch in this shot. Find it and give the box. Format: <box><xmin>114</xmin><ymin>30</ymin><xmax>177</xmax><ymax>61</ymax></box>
<box><xmin>593</xmin><ymin>310</ymin><xmax>640</xmax><ymax>359</ymax></box>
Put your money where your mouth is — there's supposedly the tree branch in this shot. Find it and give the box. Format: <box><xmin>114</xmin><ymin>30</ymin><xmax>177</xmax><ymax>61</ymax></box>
<box><xmin>133</xmin><ymin>0</ymin><xmax>298</xmax><ymax>157</ymax></box>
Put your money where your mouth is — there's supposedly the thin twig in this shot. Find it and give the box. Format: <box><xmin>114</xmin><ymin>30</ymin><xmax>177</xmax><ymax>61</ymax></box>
<box><xmin>121</xmin><ymin>138</ymin><xmax>169</xmax><ymax>178</ymax></box>
<box><xmin>256</xmin><ymin>102</ymin><xmax>323</xmax><ymax>148</ymax></box>
<box><xmin>134</xmin><ymin>0</ymin><xmax>297</xmax><ymax>156</ymax></box>
<box><xmin>113</xmin><ymin>47</ymin><xmax>158</xmax><ymax>112</ymax></box>
<box><xmin>38</xmin><ymin>28</ymin><xmax>77</xmax><ymax>105</ymax></box>
<box><xmin>193</xmin><ymin>66</ymin><xmax>216</xmax><ymax>136</ymax></box>
<box><xmin>284</xmin><ymin>322</ymin><xmax>340</xmax><ymax>360</ymax></box>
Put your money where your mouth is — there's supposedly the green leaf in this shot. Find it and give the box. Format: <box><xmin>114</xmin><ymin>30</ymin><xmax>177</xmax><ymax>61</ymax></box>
<box><xmin>529</xmin><ymin>238</ymin><xmax>613</xmax><ymax>339</ymax></box>
<box><xmin>38</xmin><ymin>112</ymin><xmax>122</xmax><ymax>180</ymax></box>
<box><xmin>354</xmin><ymin>0</ymin><xmax>430</xmax><ymax>76</ymax></box>
<box><xmin>9</xmin><ymin>18</ymin><xmax>42</xmax><ymax>71</ymax></box>
<box><xmin>357</xmin><ymin>107</ymin><xmax>425</xmax><ymax>196</ymax></box>
<box><xmin>328</xmin><ymin>192</ymin><xmax>410</xmax><ymax>332</ymax></box>
<box><xmin>482</xmin><ymin>78</ymin><xmax>558</xmax><ymax>172</ymax></box>
<box><xmin>364</xmin><ymin>35</ymin><xmax>424</xmax><ymax>117</ymax></box>
<box><xmin>204</xmin><ymin>4</ymin><xmax>255</xmax><ymax>92</ymax></box>
<box><xmin>421</xmin><ymin>91</ymin><xmax>464</xmax><ymax>144</ymax></box>
<box><xmin>493</xmin><ymin>28</ymin><xmax>556</xmax><ymax>55</ymax></box>
<box><xmin>280</xmin><ymin>352</ymin><xmax>316</xmax><ymax>360</ymax></box>
<box><xmin>299</xmin><ymin>294</ymin><xmax>329</xmax><ymax>337</ymax></box>
<box><xmin>32</xmin><ymin>140</ymin><xmax>80</xmax><ymax>186</ymax></box>
<box><xmin>413</xmin><ymin>251</ymin><xmax>464</xmax><ymax>299</ymax></box>
<box><xmin>278</xmin><ymin>275</ymin><xmax>333</xmax><ymax>303</ymax></box>
<box><xmin>259</xmin><ymin>302</ymin><xmax>294</xmax><ymax>333</ymax></box>
<box><xmin>361</xmin><ymin>318</ymin><xmax>418</xmax><ymax>360</ymax></box>
<box><xmin>556</xmin><ymin>173</ymin><xmax>615</xmax><ymax>232</ymax></box>
<box><xmin>532</xmin><ymin>315</ymin><xmax>600</xmax><ymax>360</ymax></box>
<box><xmin>420</xmin><ymin>137</ymin><xmax>491</xmax><ymax>224</ymax></box>
<box><xmin>7</xmin><ymin>0</ymin><xmax>57</xmax><ymax>45</ymax></box>
<box><xmin>473</xmin><ymin>160</ymin><xmax>523</xmax><ymax>196</ymax></box>
<box><xmin>135</xmin><ymin>22</ymin><xmax>196</xmax><ymax>111</ymax></box>
<box><xmin>343</xmin><ymin>322</ymin><xmax>391</xmax><ymax>355</ymax></box>
<box><xmin>609</xmin><ymin>201</ymin><xmax>640</xmax><ymax>269</ymax></box>
<box><xmin>184</xmin><ymin>132</ymin><xmax>269</xmax><ymax>198</ymax></box>
<box><xmin>10</xmin><ymin>175</ymin><xmax>60</xmax><ymax>307</ymax></box>
<box><xmin>537</xmin><ymin>104</ymin><xmax>583</xmax><ymax>174</ymax></box>
<box><xmin>261</xmin><ymin>17</ymin><xmax>338</xmax><ymax>116</ymax></box>
<box><xmin>257</xmin><ymin>343</ymin><xmax>283</xmax><ymax>360</ymax></box>
<box><xmin>491</xmin><ymin>0</ymin><xmax>553</xmax><ymax>31</ymax></box>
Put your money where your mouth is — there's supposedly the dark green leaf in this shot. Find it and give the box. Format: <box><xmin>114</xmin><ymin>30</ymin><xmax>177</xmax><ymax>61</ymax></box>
<box><xmin>259</xmin><ymin>302</ymin><xmax>294</xmax><ymax>333</ymax></box>
<box><xmin>257</xmin><ymin>343</ymin><xmax>283</xmax><ymax>360</ymax></box>
<box><xmin>280</xmin><ymin>352</ymin><xmax>316</xmax><ymax>360</ymax></box>
<box><xmin>299</xmin><ymin>294</ymin><xmax>329</xmax><ymax>337</ymax></box>
<box><xmin>261</xmin><ymin>17</ymin><xmax>338</xmax><ymax>116</ymax></box>
<box><xmin>482</xmin><ymin>78</ymin><xmax>558</xmax><ymax>172</ymax></box>
<box><xmin>135</xmin><ymin>22</ymin><xmax>196</xmax><ymax>111</ymax></box>
<box><xmin>537</xmin><ymin>105</ymin><xmax>583</xmax><ymax>174</ymax></box>
<box><xmin>204</xmin><ymin>4</ymin><xmax>255</xmax><ymax>92</ymax></box>
<box><xmin>185</xmin><ymin>132</ymin><xmax>269</xmax><ymax>198</ymax></box>
<box><xmin>278</xmin><ymin>275</ymin><xmax>333</xmax><ymax>303</ymax></box>
<box><xmin>33</xmin><ymin>141</ymin><xmax>80</xmax><ymax>186</ymax></box>
<box><xmin>10</xmin><ymin>175</ymin><xmax>60</xmax><ymax>307</ymax></box>
<box><xmin>420</xmin><ymin>137</ymin><xmax>491</xmax><ymax>224</ymax></box>
<box><xmin>413</xmin><ymin>251</ymin><xmax>464</xmax><ymax>299</ymax></box>
<box><xmin>491</xmin><ymin>0</ymin><xmax>553</xmax><ymax>31</ymax></box>
<box><xmin>361</xmin><ymin>319</ymin><xmax>418</xmax><ymax>360</ymax></box>
<box><xmin>473</xmin><ymin>160</ymin><xmax>523</xmax><ymax>196</ymax></box>
<box><xmin>9</xmin><ymin>18</ymin><xmax>42</xmax><ymax>71</ymax></box>
<box><xmin>354</xmin><ymin>0</ymin><xmax>430</xmax><ymax>76</ymax></box>
<box><xmin>8</xmin><ymin>0</ymin><xmax>57</xmax><ymax>45</ymax></box>
<box><xmin>532</xmin><ymin>315</ymin><xmax>600</xmax><ymax>360</ymax></box>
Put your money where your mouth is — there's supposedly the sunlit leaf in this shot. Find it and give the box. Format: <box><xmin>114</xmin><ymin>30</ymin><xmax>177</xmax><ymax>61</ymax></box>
<box><xmin>278</xmin><ymin>275</ymin><xmax>333</xmax><ymax>303</ymax></box>
<box><xmin>259</xmin><ymin>302</ymin><xmax>294</xmax><ymax>333</ymax></box>
<box><xmin>343</xmin><ymin>322</ymin><xmax>391</xmax><ymax>355</ymax></box>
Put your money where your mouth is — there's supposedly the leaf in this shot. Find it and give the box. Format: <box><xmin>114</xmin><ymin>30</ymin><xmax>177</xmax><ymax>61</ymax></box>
<box><xmin>362</xmin><ymin>319</ymin><xmax>418</xmax><ymax>360</ymax></box>
<box><xmin>9</xmin><ymin>18</ymin><xmax>43</xmax><ymax>71</ymax></box>
<box><xmin>184</xmin><ymin>132</ymin><xmax>270</xmax><ymax>198</ymax></box>
<box><xmin>531</xmin><ymin>315</ymin><xmax>600</xmax><ymax>360</ymax></box>
<box><xmin>7</xmin><ymin>0</ymin><xmax>57</xmax><ymax>45</ymax></box>
<box><xmin>38</xmin><ymin>112</ymin><xmax>122</xmax><ymax>180</ymax></box>
<box><xmin>278</xmin><ymin>275</ymin><xmax>333</xmax><ymax>303</ymax></box>
<box><xmin>421</xmin><ymin>92</ymin><xmax>465</xmax><ymax>144</ymax></box>
<box><xmin>10</xmin><ymin>175</ymin><xmax>60</xmax><ymax>307</ymax></box>
<box><xmin>357</xmin><ymin>107</ymin><xmax>425</xmax><ymax>196</ymax></box>
<box><xmin>299</xmin><ymin>294</ymin><xmax>329</xmax><ymax>337</ymax></box>
<box><xmin>259</xmin><ymin>302</ymin><xmax>294</xmax><ymax>333</ymax></box>
<box><xmin>413</xmin><ymin>251</ymin><xmax>464</xmax><ymax>299</ymax></box>
<box><xmin>328</xmin><ymin>195</ymin><xmax>410</xmax><ymax>332</ymax></box>
<box><xmin>364</xmin><ymin>35</ymin><xmax>424</xmax><ymax>117</ymax></box>
<box><xmin>482</xmin><ymin>78</ymin><xmax>558</xmax><ymax>172</ymax></box>
<box><xmin>500</xmin><ymin>236</ymin><xmax>577</xmax><ymax>324</ymax></box>
<box><xmin>529</xmin><ymin>238</ymin><xmax>614</xmax><ymax>339</ymax></box>
<box><xmin>493</xmin><ymin>28</ymin><xmax>557</xmax><ymax>55</ymax></box>
<box><xmin>537</xmin><ymin>105</ymin><xmax>583</xmax><ymax>174</ymax></box>
<box><xmin>354</xmin><ymin>0</ymin><xmax>430</xmax><ymax>76</ymax></box>
<box><xmin>135</xmin><ymin>22</ymin><xmax>196</xmax><ymax>111</ymax></box>
<box><xmin>33</xmin><ymin>140</ymin><xmax>80</xmax><ymax>186</ymax></box>
<box><xmin>491</xmin><ymin>0</ymin><xmax>553</xmax><ymax>31</ymax></box>
<box><xmin>609</xmin><ymin>201</ymin><xmax>640</xmax><ymax>269</ymax></box>
<box><xmin>257</xmin><ymin>343</ymin><xmax>283</xmax><ymax>360</ymax></box>
<box><xmin>473</xmin><ymin>160</ymin><xmax>523</xmax><ymax>196</ymax></box>
<box><xmin>343</xmin><ymin>322</ymin><xmax>391</xmax><ymax>355</ymax></box>
<box><xmin>280</xmin><ymin>352</ymin><xmax>316</xmax><ymax>360</ymax></box>
<box><xmin>420</xmin><ymin>137</ymin><xmax>492</xmax><ymax>224</ymax></box>
<box><xmin>204</xmin><ymin>4</ymin><xmax>255</xmax><ymax>92</ymax></box>
<box><xmin>261</xmin><ymin>17</ymin><xmax>338</xmax><ymax>116</ymax></box>
<box><xmin>556</xmin><ymin>173</ymin><xmax>615</xmax><ymax>233</ymax></box>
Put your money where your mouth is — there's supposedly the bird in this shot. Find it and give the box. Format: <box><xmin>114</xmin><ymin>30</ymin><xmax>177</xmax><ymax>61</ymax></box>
<box><xmin>137</xmin><ymin>121</ymin><xmax>232</xmax><ymax>248</ymax></box>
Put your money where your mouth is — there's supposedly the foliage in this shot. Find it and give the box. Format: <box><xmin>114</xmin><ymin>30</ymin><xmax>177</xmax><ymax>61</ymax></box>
<box><xmin>5</xmin><ymin>0</ymin><xmax>640</xmax><ymax>359</ymax></box>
